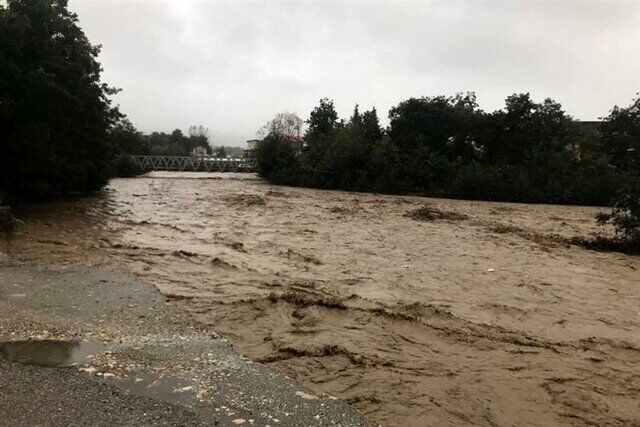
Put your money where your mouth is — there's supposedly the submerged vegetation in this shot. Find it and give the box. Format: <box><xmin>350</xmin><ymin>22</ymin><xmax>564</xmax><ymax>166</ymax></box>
<box><xmin>256</xmin><ymin>94</ymin><xmax>640</xmax><ymax>208</ymax></box>
<box><xmin>596</xmin><ymin>193</ymin><xmax>640</xmax><ymax>248</ymax></box>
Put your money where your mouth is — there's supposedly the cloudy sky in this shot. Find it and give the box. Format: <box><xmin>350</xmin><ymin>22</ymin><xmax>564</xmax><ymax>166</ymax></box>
<box><xmin>70</xmin><ymin>1</ymin><xmax>640</xmax><ymax>147</ymax></box>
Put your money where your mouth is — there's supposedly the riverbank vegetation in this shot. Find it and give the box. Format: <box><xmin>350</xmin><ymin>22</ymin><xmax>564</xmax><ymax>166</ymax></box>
<box><xmin>258</xmin><ymin>94</ymin><xmax>639</xmax><ymax>205</ymax></box>
<box><xmin>1</xmin><ymin>0</ymin><xmax>121</xmax><ymax>203</ymax></box>
<box><xmin>256</xmin><ymin>94</ymin><xmax>640</xmax><ymax>248</ymax></box>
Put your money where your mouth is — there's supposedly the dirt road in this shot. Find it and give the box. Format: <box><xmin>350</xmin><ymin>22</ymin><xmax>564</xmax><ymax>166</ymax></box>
<box><xmin>5</xmin><ymin>172</ymin><xmax>640</xmax><ymax>426</ymax></box>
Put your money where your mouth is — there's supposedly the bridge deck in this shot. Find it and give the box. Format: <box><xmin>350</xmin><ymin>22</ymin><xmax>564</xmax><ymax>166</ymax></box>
<box><xmin>126</xmin><ymin>155</ymin><xmax>256</xmax><ymax>173</ymax></box>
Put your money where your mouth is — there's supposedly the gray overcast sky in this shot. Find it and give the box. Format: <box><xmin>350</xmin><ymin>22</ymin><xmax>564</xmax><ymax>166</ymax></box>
<box><xmin>70</xmin><ymin>1</ymin><xmax>640</xmax><ymax>147</ymax></box>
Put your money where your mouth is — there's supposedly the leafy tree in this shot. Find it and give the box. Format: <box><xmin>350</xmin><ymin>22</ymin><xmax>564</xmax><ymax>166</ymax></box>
<box><xmin>189</xmin><ymin>125</ymin><xmax>211</xmax><ymax>140</ymax></box>
<box><xmin>187</xmin><ymin>124</ymin><xmax>211</xmax><ymax>154</ymax></box>
<box><xmin>388</xmin><ymin>93</ymin><xmax>481</xmax><ymax>162</ymax></box>
<box><xmin>215</xmin><ymin>146</ymin><xmax>227</xmax><ymax>158</ymax></box>
<box><xmin>387</xmin><ymin>93</ymin><xmax>482</xmax><ymax>190</ymax></box>
<box><xmin>601</xmin><ymin>94</ymin><xmax>640</xmax><ymax>175</ymax></box>
<box><xmin>367</xmin><ymin>136</ymin><xmax>403</xmax><ymax>193</ymax></box>
<box><xmin>349</xmin><ymin>104</ymin><xmax>363</xmax><ymax>127</ymax></box>
<box><xmin>303</xmin><ymin>98</ymin><xmax>339</xmax><ymax>185</ymax></box>
<box><xmin>255</xmin><ymin>132</ymin><xmax>302</xmax><ymax>186</ymax></box>
<box><xmin>317</xmin><ymin>120</ymin><xmax>370</xmax><ymax>189</ymax></box>
<box><xmin>306</xmin><ymin>98</ymin><xmax>338</xmax><ymax>139</ymax></box>
<box><xmin>257</xmin><ymin>112</ymin><xmax>304</xmax><ymax>139</ymax></box>
<box><xmin>362</xmin><ymin>107</ymin><xmax>384</xmax><ymax>146</ymax></box>
<box><xmin>110</xmin><ymin>118</ymin><xmax>147</xmax><ymax>155</ymax></box>
<box><xmin>0</xmin><ymin>0</ymin><xmax>120</xmax><ymax>202</ymax></box>
<box><xmin>142</xmin><ymin>126</ymin><xmax>211</xmax><ymax>156</ymax></box>
<box><xmin>481</xmin><ymin>94</ymin><xmax>579</xmax><ymax>167</ymax></box>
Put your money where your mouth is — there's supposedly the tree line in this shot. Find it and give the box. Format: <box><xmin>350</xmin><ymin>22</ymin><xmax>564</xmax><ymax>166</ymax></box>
<box><xmin>109</xmin><ymin>121</ymin><xmax>245</xmax><ymax>176</ymax></box>
<box><xmin>256</xmin><ymin>94</ymin><xmax>640</xmax><ymax>207</ymax></box>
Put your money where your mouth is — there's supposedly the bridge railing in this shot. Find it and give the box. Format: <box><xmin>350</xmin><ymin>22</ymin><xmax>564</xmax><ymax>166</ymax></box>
<box><xmin>122</xmin><ymin>155</ymin><xmax>257</xmax><ymax>173</ymax></box>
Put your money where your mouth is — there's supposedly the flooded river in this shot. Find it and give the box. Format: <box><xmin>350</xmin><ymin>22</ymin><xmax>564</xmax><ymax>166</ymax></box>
<box><xmin>5</xmin><ymin>172</ymin><xmax>640</xmax><ymax>426</ymax></box>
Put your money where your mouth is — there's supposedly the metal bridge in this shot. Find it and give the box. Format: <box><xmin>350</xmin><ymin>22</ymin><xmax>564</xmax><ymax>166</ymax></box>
<box><xmin>126</xmin><ymin>155</ymin><xmax>256</xmax><ymax>173</ymax></box>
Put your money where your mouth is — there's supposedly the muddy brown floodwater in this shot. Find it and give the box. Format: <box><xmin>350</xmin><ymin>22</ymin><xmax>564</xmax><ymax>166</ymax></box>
<box><xmin>4</xmin><ymin>172</ymin><xmax>640</xmax><ymax>426</ymax></box>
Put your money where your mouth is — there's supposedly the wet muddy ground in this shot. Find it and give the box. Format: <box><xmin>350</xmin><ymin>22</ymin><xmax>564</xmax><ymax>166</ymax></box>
<box><xmin>4</xmin><ymin>172</ymin><xmax>640</xmax><ymax>426</ymax></box>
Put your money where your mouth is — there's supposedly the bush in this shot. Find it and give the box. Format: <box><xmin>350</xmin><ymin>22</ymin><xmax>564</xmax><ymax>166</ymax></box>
<box><xmin>597</xmin><ymin>193</ymin><xmax>640</xmax><ymax>245</ymax></box>
<box><xmin>111</xmin><ymin>155</ymin><xmax>144</xmax><ymax>178</ymax></box>
<box><xmin>0</xmin><ymin>206</ymin><xmax>22</xmax><ymax>233</ymax></box>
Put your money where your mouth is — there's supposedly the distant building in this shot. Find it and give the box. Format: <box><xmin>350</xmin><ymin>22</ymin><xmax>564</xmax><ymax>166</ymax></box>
<box><xmin>190</xmin><ymin>146</ymin><xmax>208</xmax><ymax>157</ymax></box>
<box><xmin>246</xmin><ymin>139</ymin><xmax>260</xmax><ymax>150</ymax></box>
<box><xmin>244</xmin><ymin>139</ymin><xmax>261</xmax><ymax>158</ymax></box>
<box><xmin>577</xmin><ymin>121</ymin><xmax>602</xmax><ymax>131</ymax></box>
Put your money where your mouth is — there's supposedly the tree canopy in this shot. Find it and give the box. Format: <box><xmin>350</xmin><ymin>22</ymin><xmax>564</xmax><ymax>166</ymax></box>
<box><xmin>256</xmin><ymin>94</ymin><xmax>640</xmax><ymax>206</ymax></box>
<box><xmin>257</xmin><ymin>112</ymin><xmax>304</xmax><ymax>140</ymax></box>
<box><xmin>0</xmin><ymin>0</ymin><xmax>120</xmax><ymax>202</ymax></box>
<box><xmin>601</xmin><ymin>94</ymin><xmax>640</xmax><ymax>176</ymax></box>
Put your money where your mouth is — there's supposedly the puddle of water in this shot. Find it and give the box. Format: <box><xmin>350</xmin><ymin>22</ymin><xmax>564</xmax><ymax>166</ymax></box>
<box><xmin>116</xmin><ymin>372</ymin><xmax>196</xmax><ymax>406</ymax></box>
<box><xmin>115</xmin><ymin>372</ymin><xmax>229</xmax><ymax>425</ymax></box>
<box><xmin>0</xmin><ymin>340</ymin><xmax>105</xmax><ymax>367</ymax></box>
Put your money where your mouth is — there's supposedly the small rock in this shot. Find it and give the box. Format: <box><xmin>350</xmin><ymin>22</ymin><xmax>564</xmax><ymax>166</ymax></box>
<box><xmin>295</xmin><ymin>391</ymin><xmax>318</xmax><ymax>400</ymax></box>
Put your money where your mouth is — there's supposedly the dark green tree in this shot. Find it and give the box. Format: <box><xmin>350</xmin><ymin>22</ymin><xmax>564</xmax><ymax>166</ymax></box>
<box><xmin>349</xmin><ymin>104</ymin><xmax>363</xmax><ymax>127</ymax></box>
<box><xmin>306</xmin><ymin>98</ymin><xmax>338</xmax><ymax>139</ymax></box>
<box><xmin>0</xmin><ymin>0</ymin><xmax>121</xmax><ymax>202</ymax></box>
<box><xmin>303</xmin><ymin>98</ymin><xmax>339</xmax><ymax>185</ymax></box>
<box><xmin>255</xmin><ymin>132</ymin><xmax>302</xmax><ymax>186</ymax></box>
<box><xmin>361</xmin><ymin>107</ymin><xmax>384</xmax><ymax>145</ymax></box>
<box><xmin>215</xmin><ymin>146</ymin><xmax>227</xmax><ymax>158</ymax></box>
<box><xmin>387</xmin><ymin>93</ymin><xmax>481</xmax><ymax>190</ymax></box>
<box><xmin>110</xmin><ymin>118</ymin><xmax>147</xmax><ymax>155</ymax></box>
<box><xmin>601</xmin><ymin>94</ymin><xmax>640</xmax><ymax>175</ymax></box>
<box><xmin>142</xmin><ymin>127</ymin><xmax>211</xmax><ymax>156</ymax></box>
<box><xmin>388</xmin><ymin>93</ymin><xmax>480</xmax><ymax>162</ymax></box>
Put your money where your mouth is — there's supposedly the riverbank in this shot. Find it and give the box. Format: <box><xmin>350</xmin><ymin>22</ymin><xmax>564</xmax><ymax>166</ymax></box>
<box><xmin>0</xmin><ymin>261</ymin><xmax>368</xmax><ymax>426</ymax></box>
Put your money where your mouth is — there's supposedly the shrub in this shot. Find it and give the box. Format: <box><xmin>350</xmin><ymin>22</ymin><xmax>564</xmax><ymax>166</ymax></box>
<box><xmin>111</xmin><ymin>155</ymin><xmax>144</xmax><ymax>178</ymax></box>
<box><xmin>0</xmin><ymin>206</ymin><xmax>22</xmax><ymax>233</ymax></box>
<box><xmin>596</xmin><ymin>193</ymin><xmax>640</xmax><ymax>245</ymax></box>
